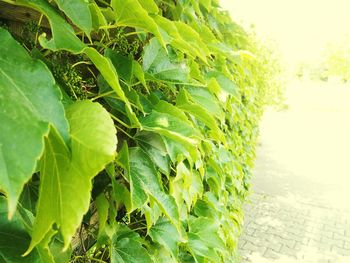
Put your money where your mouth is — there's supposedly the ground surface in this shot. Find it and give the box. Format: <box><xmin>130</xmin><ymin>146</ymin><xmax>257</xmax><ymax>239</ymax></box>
<box><xmin>238</xmin><ymin>80</ymin><xmax>350</xmax><ymax>262</ymax></box>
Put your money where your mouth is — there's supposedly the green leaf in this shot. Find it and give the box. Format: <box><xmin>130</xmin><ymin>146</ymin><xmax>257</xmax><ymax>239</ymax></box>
<box><xmin>0</xmin><ymin>197</ymin><xmax>42</xmax><ymax>262</ymax></box>
<box><xmin>154</xmin><ymin>16</ymin><xmax>207</xmax><ymax>63</ymax></box>
<box><xmin>111</xmin><ymin>225</ymin><xmax>152</xmax><ymax>263</ymax></box>
<box><xmin>176</xmin><ymin>89</ymin><xmax>225</xmax><ymax>142</ymax></box>
<box><xmin>96</xmin><ymin>193</ymin><xmax>109</xmax><ymax>238</ymax></box>
<box><xmin>18</xmin><ymin>0</ymin><xmax>85</xmax><ymax>52</ymax></box>
<box><xmin>206</xmin><ymin>71</ymin><xmax>239</xmax><ymax>97</ymax></box>
<box><xmin>89</xmin><ymin>3</ymin><xmax>108</xmax><ymax>31</ymax></box>
<box><xmin>138</xmin><ymin>0</ymin><xmax>159</xmax><ymax>14</ymax></box>
<box><xmin>170</xmin><ymin>162</ymin><xmax>203</xmax><ymax>211</ymax></box>
<box><xmin>85</xmin><ymin>48</ymin><xmax>141</xmax><ymax>127</ymax></box>
<box><xmin>135</xmin><ymin>131</ymin><xmax>171</xmax><ymax>176</ymax></box>
<box><xmin>0</xmin><ymin>28</ymin><xmax>68</xmax><ymax>217</ymax></box>
<box><xmin>18</xmin><ymin>0</ymin><xmax>140</xmax><ymax>127</ymax></box>
<box><xmin>26</xmin><ymin>100</ymin><xmax>117</xmax><ymax>253</ymax></box>
<box><xmin>53</xmin><ymin>0</ymin><xmax>92</xmax><ymax>35</ymax></box>
<box><xmin>174</xmin><ymin>21</ymin><xmax>210</xmax><ymax>59</ymax></box>
<box><xmin>149</xmin><ymin>217</ymin><xmax>181</xmax><ymax>258</ymax></box>
<box><xmin>184</xmin><ymin>86</ymin><xmax>224</xmax><ymax>121</ymax></box>
<box><xmin>118</xmin><ymin>145</ymin><xmax>179</xmax><ymax>226</ymax></box>
<box><xmin>142</xmin><ymin>38</ymin><xmax>189</xmax><ymax>83</ymax></box>
<box><xmin>140</xmin><ymin>100</ymin><xmax>200</xmax><ymax>149</ymax></box>
<box><xmin>187</xmin><ymin>216</ymin><xmax>225</xmax><ymax>261</ymax></box>
<box><xmin>105</xmin><ymin>49</ymin><xmax>146</xmax><ymax>88</ymax></box>
<box><xmin>111</xmin><ymin>0</ymin><xmax>165</xmax><ymax>46</ymax></box>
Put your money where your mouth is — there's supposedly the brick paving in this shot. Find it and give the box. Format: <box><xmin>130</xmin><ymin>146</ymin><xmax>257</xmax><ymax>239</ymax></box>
<box><xmin>238</xmin><ymin>193</ymin><xmax>350</xmax><ymax>263</ymax></box>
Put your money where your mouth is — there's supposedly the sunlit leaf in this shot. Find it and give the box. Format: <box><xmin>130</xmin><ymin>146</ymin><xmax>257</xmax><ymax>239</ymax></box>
<box><xmin>53</xmin><ymin>0</ymin><xmax>92</xmax><ymax>35</ymax></box>
<box><xmin>142</xmin><ymin>38</ymin><xmax>189</xmax><ymax>83</ymax></box>
<box><xmin>111</xmin><ymin>0</ymin><xmax>165</xmax><ymax>46</ymax></box>
<box><xmin>26</xmin><ymin>100</ymin><xmax>117</xmax><ymax>252</ymax></box>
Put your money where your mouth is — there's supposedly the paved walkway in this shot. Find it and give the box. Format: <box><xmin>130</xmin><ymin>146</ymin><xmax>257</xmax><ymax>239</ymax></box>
<box><xmin>238</xmin><ymin>81</ymin><xmax>350</xmax><ymax>262</ymax></box>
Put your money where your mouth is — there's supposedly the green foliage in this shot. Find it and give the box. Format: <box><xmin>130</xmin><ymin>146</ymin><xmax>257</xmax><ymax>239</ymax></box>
<box><xmin>0</xmin><ymin>0</ymin><xmax>282</xmax><ymax>262</ymax></box>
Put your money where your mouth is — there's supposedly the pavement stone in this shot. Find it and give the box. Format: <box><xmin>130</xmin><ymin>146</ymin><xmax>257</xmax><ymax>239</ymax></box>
<box><xmin>238</xmin><ymin>193</ymin><xmax>350</xmax><ymax>263</ymax></box>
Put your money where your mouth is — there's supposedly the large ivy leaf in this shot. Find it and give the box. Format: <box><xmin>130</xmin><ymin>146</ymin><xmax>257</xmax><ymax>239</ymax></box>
<box><xmin>0</xmin><ymin>197</ymin><xmax>42</xmax><ymax>262</ymax></box>
<box><xmin>149</xmin><ymin>217</ymin><xmax>182</xmax><ymax>258</ymax></box>
<box><xmin>142</xmin><ymin>38</ymin><xmax>189</xmax><ymax>84</ymax></box>
<box><xmin>26</xmin><ymin>100</ymin><xmax>117</xmax><ymax>252</ymax></box>
<box><xmin>53</xmin><ymin>0</ymin><xmax>92</xmax><ymax>36</ymax></box>
<box><xmin>0</xmin><ymin>28</ymin><xmax>69</xmax><ymax>217</ymax></box>
<box><xmin>117</xmin><ymin>144</ymin><xmax>179</xmax><ymax>227</ymax></box>
<box><xmin>110</xmin><ymin>225</ymin><xmax>152</xmax><ymax>263</ymax></box>
<box><xmin>111</xmin><ymin>0</ymin><xmax>164</xmax><ymax>46</ymax></box>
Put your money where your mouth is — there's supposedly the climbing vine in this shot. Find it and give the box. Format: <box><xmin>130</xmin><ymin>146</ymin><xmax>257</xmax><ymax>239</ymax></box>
<box><xmin>0</xmin><ymin>0</ymin><xmax>282</xmax><ymax>262</ymax></box>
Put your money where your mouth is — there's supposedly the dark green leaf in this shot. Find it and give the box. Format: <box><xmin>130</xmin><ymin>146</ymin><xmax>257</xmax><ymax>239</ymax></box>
<box><xmin>0</xmin><ymin>197</ymin><xmax>43</xmax><ymax>263</ymax></box>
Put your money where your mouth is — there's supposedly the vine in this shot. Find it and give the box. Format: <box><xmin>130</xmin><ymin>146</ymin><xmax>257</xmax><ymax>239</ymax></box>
<box><xmin>0</xmin><ymin>0</ymin><xmax>282</xmax><ymax>262</ymax></box>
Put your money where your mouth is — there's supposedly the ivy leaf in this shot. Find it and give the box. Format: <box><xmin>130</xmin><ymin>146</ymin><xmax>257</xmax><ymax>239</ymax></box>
<box><xmin>0</xmin><ymin>197</ymin><xmax>43</xmax><ymax>262</ymax></box>
<box><xmin>18</xmin><ymin>0</ymin><xmax>85</xmax><ymax>52</ymax></box>
<box><xmin>187</xmin><ymin>216</ymin><xmax>225</xmax><ymax>261</ymax></box>
<box><xmin>52</xmin><ymin>0</ymin><xmax>92</xmax><ymax>36</ymax></box>
<box><xmin>110</xmin><ymin>225</ymin><xmax>152</xmax><ymax>263</ymax></box>
<box><xmin>184</xmin><ymin>86</ymin><xmax>224</xmax><ymax>121</ymax></box>
<box><xmin>117</xmin><ymin>145</ymin><xmax>179</xmax><ymax>227</ymax></box>
<box><xmin>89</xmin><ymin>2</ymin><xmax>108</xmax><ymax>31</ymax></box>
<box><xmin>26</xmin><ymin>100</ymin><xmax>117</xmax><ymax>253</ymax></box>
<box><xmin>149</xmin><ymin>217</ymin><xmax>181</xmax><ymax>258</ymax></box>
<box><xmin>105</xmin><ymin>49</ymin><xmax>147</xmax><ymax>89</ymax></box>
<box><xmin>111</xmin><ymin>0</ymin><xmax>165</xmax><ymax>47</ymax></box>
<box><xmin>206</xmin><ymin>71</ymin><xmax>239</xmax><ymax>97</ymax></box>
<box><xmin>140</xmin><ymin>100</ymin><xmax>200</xmax><ymax>148</ymax></box>
<box><xmin>154</xmin><ymin>16</ymin><xmax>208</xmax><ymax>63</ymax></box>
<box><xmin>138</xmin><ymin>0</ymin><xmax>159</xmax><ymax>14</ymax></box>
<box><xmin>170</xmin><ymin>162</ymin><xmax>203</xmax><ymax>212</ymax></box>
<box><xmin>135</xmin><ymin>131</ymin><xmax>171</xmax><ymax>176</ymax></box>
<box><xmin>174</xmin><ymin>21</ymin><xmax>211</xmax><ymax>59</ymax></box>
<box><xmin>0</xmin><ymin>28</ymin><xmax>69</xmax><ymax>217</ymax></box>
<box><xmin>176</xmin><ymin>89</ymin><xmax>225</xmax><ymax>142</ymax></box>
<box><xmin>142</xmin><ymin>38</ymin><xmax>189</xmax><ymax>84</ymax></box>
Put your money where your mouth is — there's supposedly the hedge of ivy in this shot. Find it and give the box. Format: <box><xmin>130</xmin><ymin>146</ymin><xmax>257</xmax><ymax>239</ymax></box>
<box><xmin>0</xmin><ymin>0</ymin><xmax>281</xmax><ymax>262</ymax></box>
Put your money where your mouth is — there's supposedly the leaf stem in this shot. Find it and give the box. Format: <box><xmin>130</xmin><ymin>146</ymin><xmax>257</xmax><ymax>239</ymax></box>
<box><xmin>109</xmin><ymin>113</ymin><xmax>132</xmax><ymax>129</ymax></box>
<box><xmin>35</xmin><ymin>14</ymin><xmax>43</xmax><ymax>46</ymax></box>
<box><xmin>114</xmin><ymin>125</ymin><xmax>134</xmax><ymax>139</ymax></box>
<box><xmin>91</xmin><ymin>91</ymin><xmax>115</xmax><ymax>101</ymax></box>
<box><xmin>71</xmin><ymin>61</ymin><xmax>93</xmax><ymax>68</ymax></box>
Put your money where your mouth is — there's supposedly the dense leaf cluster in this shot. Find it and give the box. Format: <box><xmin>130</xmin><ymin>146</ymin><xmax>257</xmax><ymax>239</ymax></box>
<box><xmin>0</xmin><ymin>0</ymin><xmax>281</xmax><ymax>262</ymax></box>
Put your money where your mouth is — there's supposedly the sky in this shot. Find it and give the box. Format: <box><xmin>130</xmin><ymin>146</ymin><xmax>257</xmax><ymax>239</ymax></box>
<box><xmin>220</xmin><ymin>0</ymin><xmax>350</xmax><ymax>66</ymax></box>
